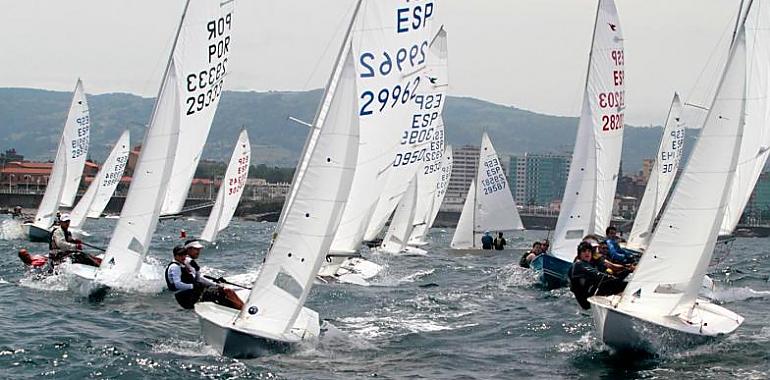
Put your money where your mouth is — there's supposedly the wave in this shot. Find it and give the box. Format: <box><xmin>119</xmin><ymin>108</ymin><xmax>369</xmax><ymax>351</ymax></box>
<box><xmin>0</xmin><ymin>219</ymin><xmax>24</xmax><ymax>240</ymax></box>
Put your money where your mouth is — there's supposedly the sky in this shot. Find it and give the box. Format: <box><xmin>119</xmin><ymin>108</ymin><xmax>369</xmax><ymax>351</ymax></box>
<box><xmin>1</xmin><ymin>0</ymin><xmax>740</xmax><ymax>126</ymax></box>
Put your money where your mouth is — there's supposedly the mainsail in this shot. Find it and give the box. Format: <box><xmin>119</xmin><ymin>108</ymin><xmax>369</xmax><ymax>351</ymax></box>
<box><xmin>200</xmin><ymin>129</ymin><xmax>251</xmax><ymax>243</ymax></box>
<box><xmin>720</xmin><ymin>1</ymin><xmax>770</xmax><ymax>235</ymax></box>
<box><xmin>160</xmin><ymin>0</ymin><xmax>236</xmax><ymax>216</ymax></box>
<box><xmin>364</xmin><ymin>25</ymin><xmax>449</xmax><ymax>241</ymax></box>
<box><xmin>69</xmin><ymin>130</ymin><xmax>130</xmax><ymax>230</ymax></box>
<box><xmin>551</xmin><ymin>0</ymin><xmax>625</xmax><ymax>261</ymax></box>
<box><xmin>235</xmin><ymin>0</ymin><xmax>361</xmax><ymax>335</ymax></box>
<box><xmin>626</xmin><ymin>94</ymin><xmax>684</xmax><ymax>250</ymax></box>
<box><xmin>97</xmin><ymin>0</ymin><xmax>234</xmax><ymax>284</ymax></box>
<box><xmin>620</xmin><ymin>13</ymin><xmax>747</xmax><ymax>316</ymax></box>
<box><xmin>33</xmin><ymin>79</ymin><xmax>90</xmax><ymax>228</ymax></box>
<box><xmin>330</xmin><ymin>0</ymin><xmax>437</xmax><ymax>254</ymax></box>
<box><xmin>408</xmin><ymin>118</ymin><xmax>447</xmax><ymax>245</ymax></box>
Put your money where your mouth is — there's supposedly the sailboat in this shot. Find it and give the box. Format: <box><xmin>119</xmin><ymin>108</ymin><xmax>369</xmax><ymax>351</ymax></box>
<box><xmin>194</xmin><ymin>0</ymin><xmax>364</xmax><ymax>358</ymax></box>
<box><xmin>67</xmin><ymin>0</ymin><xmax>235</xmax><ymax>291</ymax></box>
<box><xmin>588</xmin><ymin>0</ymin><xmax>752</xmax><ymax>352</ymax></box>
<box><xmin>625</xmin><ymin>94</ymin><xmax>685</xmax><ymax>251</ymax></box>
<box><xmin>720</xmin><ymin>0</ymin><xmax>770</xmax><ymax>237</ymax></box>
<box><xmin>69</xmin><ymin>130</ymin><xmax>130</xmax><ymax>235</ymax></box>
<box><xmin>318</xmin><ymin>1</ymin><xmax>438</xmax><ymax>283</ymax></box>
<box><xmin>531</xmin><ymin>0</ymin><xmax>625</xmax><ymax>288</ymax></box>
<box><xmin>199</xmin><ymin>130</ymin><xmax>250</xmax><ymax>243</ymax></box>
<box><xmin>450</xmin><ymin>132</ymin><xmax>523</xmax><ymax>249</ymax></box>
<box><xmin>377</xmin><ymin>175</ymin><xmax>419</xmax><ymax>254</ymax></box>
<box><xmin>22</xmin><ymin>79</ymin><xmax>90</xmax><ymax>242</ymax></box>
<box><xmin>407</xmin><ymin>143</ymin><xmax>454</xmax><ymax>249</ymax></box>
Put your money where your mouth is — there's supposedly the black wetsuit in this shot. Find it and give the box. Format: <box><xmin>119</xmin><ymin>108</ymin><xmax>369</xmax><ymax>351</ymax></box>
<box><xmin>568</xmin><ymin>260</ymin><xmax>627</xmax><ymax>310</ymax></box>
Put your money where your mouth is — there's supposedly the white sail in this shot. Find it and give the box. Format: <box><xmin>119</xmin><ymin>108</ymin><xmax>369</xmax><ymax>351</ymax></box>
<box><xmin>32</xmin><ymin>137</ymin><xmax>68</xmax><ymax>229</ymax></box>
<box><xmin>626</xmin><ymin>94</ymin><xmax>685</xmax><ymax>250</ymax></box>
<box><xmin>620</xmin><ymin>19</ymin><xmax>747</xmax><ymax>316</ymax></box>
<box><xmin>380</xmin><ymin>175</ymin><xmax>419</xmax><ymax>254</ymax></box>
<box><xmin>364</xmin><ymin>25</ymin><xmax>449</xmax><ymax>241</ymax></box>
<box><xmin>330</xmin><ymin>0</ymin><xmax>438</xmax><ymax>254</ymax></box>
<box><xmin>97</xmin><ymin>0</ymin><xmax>233</xmax><ymax>283</ymax></box>
<box><xmin>551</xmin><ymin>0</ymin><xmax>625</xmax><ymax>262</ymax></box>
<box><xmin>69</xmin><ymin>130</ymin><xmax>130</xmax><ymax>230</ymax></box>
<box><xmin>426</xmin><ymin>144</ymin><xmax>453</xmax><ymax>231</ymax></box>
<box><xmin>160</xmin><ymin>0</ymin><xmax>236</xmax><ymax>216</ymax></box>
<box><xmin>409</xmin><ymin>119</ymin><xmax>446</xmax><ymax>245</ymax></box>
<box><xmin>60</xmin><ymin>79</ymin><xmax>91</xmax><ymax>207</ymax></box>
<box><xmin>476</xmin><ymin>132</ymin><xmax>524</xmax><ymax>232</ymax></box>
<box><xmin>236</xmin><ymin>33</ymin><xmax>360</xmax><ymax>337</ymax></box>
<box><xmin>32</xmin><ymin>79</ymin><xmax>90</xmax><ymax>228</ymax></box>
<box><xmin>720</xmin><ymin>2</ymin><xmax>770</xmax><ymax>235</ymax></box>
<box><xmin>200</xmin><ymin>129</ymin><xmax>251</xmax><ymax>243</ymax></box>
<box><xmin>450</xmin><ymin>180</ymin><xmax>476</xmax><ymax>249</ymax></box>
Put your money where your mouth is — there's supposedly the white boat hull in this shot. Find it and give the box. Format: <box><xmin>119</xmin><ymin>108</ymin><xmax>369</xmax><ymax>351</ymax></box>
<box><xmin>66</xmin><ymin>260</ymin><xmax>163</xmax><ymax>296</ymax></box>
<box><xmin>195</xmin><ymin>302</ymin><xmax>320</xmax><ymax>358</ymax></box>
<box><xmin>317</xmin><ymin>256</ymin><xmax>382</xmax><ymax>286</ymax></box>
<box><xmin>589</xmin><ymin>295</ymin><xmax>744</xmax><ymax>352</ymax></box>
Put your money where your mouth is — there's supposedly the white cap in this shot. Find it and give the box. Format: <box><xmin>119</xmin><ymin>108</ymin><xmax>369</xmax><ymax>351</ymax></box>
<box><xmin>184</xmin><ymin>240</ymin><xmax>204</xmax><ymax>249</ymax></box>
<box><xmin>59</xmin><ymin>213</ymin><xmax>71</xmax><ymax>222</ymax></box>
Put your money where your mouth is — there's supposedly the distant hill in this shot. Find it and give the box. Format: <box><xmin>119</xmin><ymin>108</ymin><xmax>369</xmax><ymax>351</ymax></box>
<box><xmin>0</xmin><ymin>88</ymin><xmax>694</xmax><ymax>172</ymax></box>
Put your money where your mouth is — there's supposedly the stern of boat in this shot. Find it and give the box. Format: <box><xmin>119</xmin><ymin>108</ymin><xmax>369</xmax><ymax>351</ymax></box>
<box><xmin>195</xmin><ymin>302</ymin><xmax>317</xmax><ymax>358</ymax></box>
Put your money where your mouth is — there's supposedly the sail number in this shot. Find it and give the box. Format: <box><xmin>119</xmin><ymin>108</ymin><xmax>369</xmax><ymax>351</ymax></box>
<box><xmin>397</xmin><ymin>2</ymin><xmax>434</xmax><ymax>33</ymax></box>
<box><xmin>228</xmin><ymin>155</ymin><xmax>249</xmax><ymax>195</ymax></box>
<box><xmin>71</xmin><ymin>117</ymin><xmax>90</xmax><ymax>159</ymax></box>
<box><xmin>185</xmin><ymin>12</ymin><xmax>233</xmax><ymax>117</ymax></box>
<box><xmin>103</xmin><ymin>155</ymin><xmax>128</xmax><ymax>187</ymax></box>
<box><xmin>394</xmin><ymin>148</ymin><xmax>427</xmax><ymax>167</ymax></box>
<box><xmin>359</xmin><ymin>42</ymin><xmax>428</xmax><ymax>79</ymax></box>
<box><xmin>601</xmin><ymin>113</ymin><xmax>623</xmax><ymax>131</ymax></box>
<box><xmin>360</xmin><ymin>76</ymin><xmax>421</xmax><ymax>116</ymax></box>
<box><xmin>481</xmin><ymin>158</ymin><xmax>507</xmax><ymax>195</ymax></box>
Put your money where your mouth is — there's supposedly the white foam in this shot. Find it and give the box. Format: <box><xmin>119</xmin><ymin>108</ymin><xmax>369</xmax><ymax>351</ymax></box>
<box><xmin>0</xmin><ymin>278</ymin><xmax>8</xmax><ymax>284</ymax></box>
<box><xmin>0</xmin><ymin>219</ymin><xmax>24</xmax><ymax>240</ymax></box>
<box><xmin>151</xmin><ymin>339</ymin><xmax>219</xmax><ymax>357</ymax></box>
<box><xmin>706</xmin><ymin>286</ymin><xmax>770</xmax><ymax>303</ymax></box>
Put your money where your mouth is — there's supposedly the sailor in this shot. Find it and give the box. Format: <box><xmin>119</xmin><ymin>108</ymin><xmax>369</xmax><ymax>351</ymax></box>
<box><xmin>481</xmin><ymin>231</ymin><xmax>493</xmax><ymax>250</ymax></box>
<box><xmin>594</xmin><ymin>241</ymin><xmax>632</xmax><ymax>279</ymax></box>
<box><xmin>12</xmin><ymin>206</ymin><xmax>23</xmax><ymax>219</ymax></box>
<box><xmin>541</xmin><ymin>239</ymin><xmax>550</xmax><ymax>253</ymax></box>
<box><xmin>519</xmin><ymin>241</ymin><xmax>542</xmax><ymax>268</ymax></box>
<box><xmin>18</xmin><ymin>248</ymin><xmax>48</xmax><ymax>269</ymax></box>
<box><xmin>493</xmin><ymin>232</ymin><xmax>507</xmax><ymax>251</ymax></box>
<box><xmin>164</xmin><ymin>240</ymin><xmax>244</xmax><ymax>310</ymax></box>
<box><xmin>605</xmin><ymin>226</ymin><xmax>634</xmax><ymax>264</ymax></box>
<box><xmin>568</xmin><ymin>241</ymin><xmax>627</xmax><ymax>310</ymax></box>
<box><xmin>49</xmin><ymin>213</ymin><xmax>101</xmax><ymax>267</ymax></box>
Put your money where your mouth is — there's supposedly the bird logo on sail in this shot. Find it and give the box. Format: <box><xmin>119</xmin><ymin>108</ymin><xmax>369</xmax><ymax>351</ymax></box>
<box><xmin>608</xmin><ymin>23</ymin><xmax>617</xmax><ymax>32</ymax></box>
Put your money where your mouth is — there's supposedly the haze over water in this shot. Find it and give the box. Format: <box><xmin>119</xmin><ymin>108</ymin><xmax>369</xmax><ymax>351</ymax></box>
<box><xmin>1</xmin><ymin>216</ymin><xmax>768</xmax><ymax>379</ymax></box>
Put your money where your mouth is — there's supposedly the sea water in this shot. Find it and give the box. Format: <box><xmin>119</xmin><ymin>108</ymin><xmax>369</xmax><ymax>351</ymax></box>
<box><xmin>0</xmin><ymin>215</ymin><xmax>768</xmax><ymax>379</ymax></box>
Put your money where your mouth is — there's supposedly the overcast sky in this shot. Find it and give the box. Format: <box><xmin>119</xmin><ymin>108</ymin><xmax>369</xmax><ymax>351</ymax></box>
<box><xmin>1</xmin><ymin>0</ymin><xmax>740</xmax><ymax>126</ymax></box>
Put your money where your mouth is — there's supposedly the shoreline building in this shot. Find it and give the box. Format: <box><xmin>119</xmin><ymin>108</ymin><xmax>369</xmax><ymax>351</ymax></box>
<box><xmin>507</xmin><ymin>153</ymin><xmax>571</xmax><ymax>208</ymax></box>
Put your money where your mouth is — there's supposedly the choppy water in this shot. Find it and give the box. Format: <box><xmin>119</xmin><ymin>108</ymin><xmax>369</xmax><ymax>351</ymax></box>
<box><xmin>1</xmin><ymin>215</ymin><xmax>769</xmax><ymax>379</ymax></box>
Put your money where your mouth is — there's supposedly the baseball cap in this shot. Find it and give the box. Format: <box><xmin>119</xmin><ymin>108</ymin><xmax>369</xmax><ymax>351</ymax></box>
<box><xmin>184</xmin><ymin>240</ymin><xmax>204</xmax><ymax>249</ymax></box>
<box><xmin>59</xmin><ymin>213</ymin><xmax>71</xmax><ymax>222</ymax></box>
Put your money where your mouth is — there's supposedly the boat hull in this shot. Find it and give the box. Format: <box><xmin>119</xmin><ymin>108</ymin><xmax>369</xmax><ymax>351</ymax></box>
<box><xmin>317</xmin><ymin>255</ymin><xmax>382</xmax><ymax>286</ymax></box>
<box><xmin>531</xmin><ymin>253</ymin><xmax>571</xmax><ymax>289</ymax></box>
<box><xmin>589</xmin><ymin>295</ymin><xmax>744</xmax><ymax>353</ymax></box>
<box><xmin>195</xmin><ymin>302</ymin><xmax>319</xmax><ymax>358</ymax></box>
<box><xmin>23</xmin><ymin>223</ymin><xmax>50</xmax><ymax>242</ymax></box>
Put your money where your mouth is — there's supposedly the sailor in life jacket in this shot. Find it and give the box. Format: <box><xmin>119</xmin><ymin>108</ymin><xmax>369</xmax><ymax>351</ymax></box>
<box><xmin>19</xmin><ymin>248</ymin><xmax>48</xmax><ymax>270</ymax></box>
<box><xmin>49</xmin><ymin>213</ymin><xmax>102</xmax><ymax>267</ymax></box>
<box><xmin>165</xmin><ymin>244</ymin><xmax>244</xmax><ymax>310</ymax></box>
<box><xmin>48</xmin><ymin>213</ymin><xmax>81</xmax><ymax>263</ymax></box>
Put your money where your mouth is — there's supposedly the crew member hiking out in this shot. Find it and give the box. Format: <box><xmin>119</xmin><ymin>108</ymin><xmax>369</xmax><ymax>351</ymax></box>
<box><xmin>165</xmin><ymin>242</ymin><xmax>244</xmax><ymax>310</ymax></box>
<box><xmin>519</xmin><ymin>241</ymin><xmax>542</xmax><ymax>268</ymax></box>
<box><xmin>49</xmin><ymin>213</ymin><xmax>101</xmax><ymax>267</ymax></box>
<box><xmin>568</xmin><ymin>241</ymin><xmax>627</xmax><ymax>310</ymax></box>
